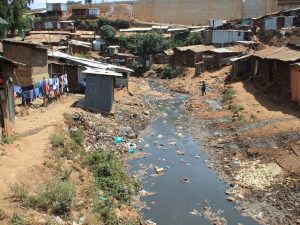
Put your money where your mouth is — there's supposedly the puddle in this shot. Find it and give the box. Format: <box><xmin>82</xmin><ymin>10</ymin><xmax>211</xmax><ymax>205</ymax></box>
<box><xmin>130</xmin><ymin>84</ymin><xmax>259</xmax><ymax>225</ymax></box>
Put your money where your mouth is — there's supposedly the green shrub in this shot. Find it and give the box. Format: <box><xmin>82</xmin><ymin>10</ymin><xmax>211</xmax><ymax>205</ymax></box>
<box><xmin>35</xmin><ymin>180</ymin><xmax>76</xmax><ymax>215</ymax></box>
<box><xmin>186</xmin><ymin>32</ymin><xmax>202</xmax><ymax>45</ymax></box>
<box><xmin>231</xmin><ymin>105</ymin><xmax>244</xmax><ymax>113</ymax></box>
<box><xmin>71</xmin><ymin>129</ymin><xmax>85</xmax><ymax>145</ymax></box>
<box><xmin>1</xmin><ymin>135</ymin><xmax>13</xmax><ymax>144</ymax></box>
<box><xmin>50</xmin><ymin>134</ymin><xmax>65</xmax><ymax>148</ymax></box>
<box><xmin>222</xmin><ymin>89</ymin><xmax>236</xmax><ymax>103</ymax></box>
<box><xmin>10</xmin><ymin>213</ymin><xmax>23</xmax><ymax>225</ymax></box>
<box><xmin>86</xmin><ymin>150</ymin><xmax>141</xmax><ymax>203</ymax></box>
<box><xmin>161</xmin><ymin>65</ymin><xmax>186</xmax><ymax>79</ymax></box>
<box><xmin>100</xmin><ymin>25</ymin><xmax>116</xmax><ymax>41</ymax></box>
<box><xmin>93</xmin><ymin>196</ymin><xmax>118</xmax><ymax>224</ymax></box>
<box><xmin>11</xmin><ymin>181</ymin><xmax>76</xmax><ymax>215</ymax></box>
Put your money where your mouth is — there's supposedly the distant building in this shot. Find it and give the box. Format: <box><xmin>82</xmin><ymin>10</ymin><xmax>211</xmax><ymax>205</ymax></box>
<box><xmin>203</xmin><ymin>30</ymin><xmax>251</xmax><ymax>45</ymax></box>
<box><xmin>72</xmin><ymin>8</ymin><xmax>100</xmax><ymax>19</ymax></box>
<box><xmin>46</xmin><ymin>3</ymin><xmax>67</xmax><ymax>19</ymax></box>
<box><xmin>3</xmin><ymin>39</ymin><xmax>49</xmax><ymax>87</ymax></box>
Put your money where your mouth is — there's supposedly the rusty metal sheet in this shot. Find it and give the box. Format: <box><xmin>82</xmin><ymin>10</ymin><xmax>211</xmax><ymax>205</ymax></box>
<box><xmin>254</xmin><ymin>46</ymin><xmax>300</xmax><ymax>61</ymax></box>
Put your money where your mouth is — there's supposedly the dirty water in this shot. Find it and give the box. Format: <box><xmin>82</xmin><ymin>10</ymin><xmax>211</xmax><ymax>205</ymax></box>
<box><xmin>130</xmin><ymin>86</ymin><xmax>259</xmax><ymax>225</ymax></box>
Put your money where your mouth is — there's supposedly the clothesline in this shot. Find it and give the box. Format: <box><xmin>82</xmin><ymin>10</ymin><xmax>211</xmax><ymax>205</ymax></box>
<box><xmin>14</xmin><ymin>74</ymin><xmax>69</xmax><ymax>103</ymax></box>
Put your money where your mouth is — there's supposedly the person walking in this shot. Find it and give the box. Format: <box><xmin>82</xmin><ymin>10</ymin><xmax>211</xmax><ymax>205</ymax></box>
<box><xmin>201</xmin><ymin>81</ymin><xmax>206</xmax><ymax>96</ymax></box>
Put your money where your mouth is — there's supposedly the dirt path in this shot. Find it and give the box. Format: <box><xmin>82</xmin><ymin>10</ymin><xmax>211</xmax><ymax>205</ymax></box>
<box><xmin>0</xmin><ymin>95</ymin><xmax>80</xmax><ymax>222</ymax></box>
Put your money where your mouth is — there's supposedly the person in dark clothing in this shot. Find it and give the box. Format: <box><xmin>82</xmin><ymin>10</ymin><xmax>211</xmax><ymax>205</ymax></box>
<box><xmin>201</xmin><ymin>81</ymin><xmax>206</xmax><ymax>96</ymax></box>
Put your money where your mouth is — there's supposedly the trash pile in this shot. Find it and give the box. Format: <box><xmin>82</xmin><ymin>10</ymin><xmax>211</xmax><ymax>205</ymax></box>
<box><xmin>65</xmin><ymin>106</ymin><xmax>152</xmax><ymax>155</ymax></box>
<box><xmin>234</xmin><ymin>161</ymin><xmax>283</xmax><ymax>190</ymax></box>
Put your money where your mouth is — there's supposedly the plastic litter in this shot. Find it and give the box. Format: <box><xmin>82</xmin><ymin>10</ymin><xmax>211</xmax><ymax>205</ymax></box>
<box><xmin>176</xmin><ymin>151</ymin><xmax>185</xmax><ymax>156</ymax></box>
<box><xmin>155</xmin><ymin>167</ymin><xmax>164</xmax><ymax>174</ymax></box>
<box><xmin>180</xmin><ymin>178</ymin><xmax>190</xmax><ymax>183</ymax></box>
<box><xmin>129</xmin><ymin>148</ymin><xmax>136</xmax><ymax>154</ymax></box>
<box><xmin>115</xmin><ymin>136</ymin><xmax>124</xmax><ymax>144</ymax></box>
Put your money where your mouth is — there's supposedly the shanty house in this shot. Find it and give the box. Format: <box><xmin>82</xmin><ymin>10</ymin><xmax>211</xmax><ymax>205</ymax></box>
<box><xmin>203</xmin><ymin>30</ymin><xmax>250</xmax><ymax>45</ymax></box>
<box><xmin>83</xmin><ymin>68</ymin><xmax>122</xmax><ymax>112</ymax></box>
<box><xmin>46</xmin><ymin>3</ymin><xmax>67</xmax><ymax>18</ymax></box>
<box><xmin>291</xmin><ymin>63</ymin><xmax>300</xmax><ymax>104</ymax></box>
<box><xmin>230</xmin><ymin>55</ymin><xmax>253</xmax><ymax>80</ymax></box>
<box><xmin>48</xmin><ymin>51</ymin><xmax>133</xmax><ymax>88</ymax></box>
<box><xmin>3</xmin><ymin>39</ymin><xmax>49</xmax><ymax>87</ymax></box>
<box><xmin>0</xmin><ymin>56</ymin><xmax>21</xmax><ymax>136</ymax></box>
<box><xmin>72</xmin><ymin>8</ymin><xmax>100</xmax><ymax>18</ymax></box>
<box><xmin>203</xmin><ymin>46</ymin><xmax>246</xmax><ymax>69</ymax></box>
<box><xmin>252</xmin><ymin>47</ymin><xmax>300</xmax><ymax>100</ymax></box>
<box><xmin>173</xmin><ymin>45</ymin><xmax>215</xmax><ymax>67</ymax></box>
<box><xmin>69</xmin><ymin>40</ymin><xmax>92</xmax><ymax>54</ymax></box>
<box><xmin>48</xmin><ymin>62</ymin><xmax>85</xmax><ymax>92</ymax></box>
<box><xmin>264</xmin><ymin>16</ymin><xmax>294</xmax><ymax>31</ymax></box>
<box><xmin>154</xmin><ymin>49</ymin><xmax>174</xmax><ymax>64</ymax></box>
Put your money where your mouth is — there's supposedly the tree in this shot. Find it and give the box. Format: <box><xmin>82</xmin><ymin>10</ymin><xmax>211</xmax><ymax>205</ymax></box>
<box><xmin>0</xmin><ymin>0</ymin><xmax>33</xmax><ymax>37</ymax></box>
<box><xmin>85</xmin><ymin>0</ymin><xmax>92</xmax><ymax>4</ymax></box>
<box><xmin>100</xmin><ymin>25</ymin><xmax>116</xmax><ymax>41</ymax></box>
<box><xmin>186</xmin><ymin>32</ymin><xmax>202</xmax><ymax>45</ymax></box>
<box><xmin>137</xmin><ymin>32</ymin><xmax>170</xmax><ymax>57</ymax></box>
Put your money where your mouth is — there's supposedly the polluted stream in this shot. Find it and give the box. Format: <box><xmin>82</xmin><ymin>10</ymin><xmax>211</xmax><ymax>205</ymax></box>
<box><xmin>129</xmin><ymin>84</ymin><xmax>259</xmax><ymax>225</ymax></box>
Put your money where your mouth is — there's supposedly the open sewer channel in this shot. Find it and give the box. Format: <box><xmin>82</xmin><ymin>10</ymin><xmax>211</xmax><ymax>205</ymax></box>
<box><xmin>130</xmin><ymin>85</ymin><xmax>259</xmax><ymax>225</ymax></box>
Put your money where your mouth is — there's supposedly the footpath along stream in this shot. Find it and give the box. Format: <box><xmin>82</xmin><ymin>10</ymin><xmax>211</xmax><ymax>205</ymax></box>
<box><xmin>130</xmin><ymin>84</ymin><xmax>259</xmax><ymax>225</ymax></box>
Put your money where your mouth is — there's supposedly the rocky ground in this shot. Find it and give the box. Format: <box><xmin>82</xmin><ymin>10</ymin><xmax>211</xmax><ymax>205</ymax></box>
<box><xmin>159</xmin><ymin>65</ymin><xmax>300</xmax><ymax>225</ymax></box>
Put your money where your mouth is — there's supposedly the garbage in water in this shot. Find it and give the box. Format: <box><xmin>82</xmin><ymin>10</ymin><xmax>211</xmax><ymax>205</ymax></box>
<box><xmin>189</xmin><ymin>209</ymin><xmax>201</xmax><ymax>216</ymax></box>
<box><xmin>169</xmin><ymin>139</ymin><xmax>177</xmax><ymax>145</ymax></box>
<box><xmin>115</xmin><ymin>136</ymin><xmax>124</xmax><ymax>144</ymax></box>
<box><xmin>180</xmin><ymin>159</ymin><xmax>188</xmax><ymax>163</ymax></box>
<box><xmin>155</xmin><ymin>167</ymin><xmax>164</xmax><ymax>174</ymax></box>
<box><xmin>144</xmin><ymin>143</ymin><xmax>150</xmax><ymax>148</ymax></box>
<box><xmin>139</xmin><ymin>189</ymin><xmax>157</xmax><ymax>197</ymax></box>
<box><xmin>180</xmin><ymin>178</ymin><xmax>191</xmax><ymax>183</ymax></box>
<box><xmin>194</xmin><ymin>155</ymin><xmax>201</xmax><ymax>159</ymax></box>
<box><xmin>157</xmin><ymin>134</ymin><xmax>163</xmax><ymax>138</ymax></box>
<box><xmin>177</xmin><ymin>132</ymin><xmax>184</xmax><ymax>138</ymax></box>
<box><xmin>145</xmin><ymin>220</ymin><xmax>157</xmax><ymax>225</ymax></box>
<box><xmin>176</xmin><ymin>150</ymin><xmax>185</xmax><ymax>155</ymax></box>
<box><xmin>158</xmin><ymin>158</ymin><xmax>166</xmax><ymax>162</ymax></box>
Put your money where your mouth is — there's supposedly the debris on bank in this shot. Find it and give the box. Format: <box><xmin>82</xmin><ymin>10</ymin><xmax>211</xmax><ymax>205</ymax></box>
<box><xmin>234</xmin><ymin>161</ymin><xmax>283</xmax><ymax>190</ymax></box>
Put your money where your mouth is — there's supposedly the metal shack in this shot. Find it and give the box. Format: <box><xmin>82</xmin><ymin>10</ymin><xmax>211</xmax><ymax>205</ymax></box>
<box><xmin>252</xmin><ymin>47</ymin><xmax>300</xmax><ymax>100</ymax></box>
<box><xmin>83</xmin><ymin>68</ymin><xmax>122</xmax><ymax>112</ymax></box>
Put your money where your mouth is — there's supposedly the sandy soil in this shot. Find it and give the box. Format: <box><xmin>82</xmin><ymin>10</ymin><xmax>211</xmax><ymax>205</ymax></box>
<box><xmin>0</xmin><ymin>95</ymin><xmax>81</xmax><ymax>224</ymax></box>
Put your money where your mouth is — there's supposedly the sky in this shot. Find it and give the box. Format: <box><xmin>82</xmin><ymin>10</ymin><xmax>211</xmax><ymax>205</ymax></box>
<box><xmin>29</xmin><ymin>0</ymin><xmax>131</xmax><ymax>9</ymax></box>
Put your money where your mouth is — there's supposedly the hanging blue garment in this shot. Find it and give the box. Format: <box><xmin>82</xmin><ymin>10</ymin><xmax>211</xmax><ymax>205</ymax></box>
<box><xmin>34</xmin><ymin>88</ymin><xmax>40</xmax><ymax>98</ymax></box>
<box><xmin>14</xmin><ymin>85</ymin><xmax>22</xmax><ymax>94</ymax></box>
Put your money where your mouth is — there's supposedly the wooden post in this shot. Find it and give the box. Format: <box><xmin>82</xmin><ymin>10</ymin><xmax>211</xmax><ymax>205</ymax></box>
<box><xmin>43</xmin><ymin>77</ymin><xmax>47</xmax><ymax>108</ymax></box>
<box><xmin>0</xmin><ymin>63</ymin><xmax>14</xmax><ymax>137</ymax></box>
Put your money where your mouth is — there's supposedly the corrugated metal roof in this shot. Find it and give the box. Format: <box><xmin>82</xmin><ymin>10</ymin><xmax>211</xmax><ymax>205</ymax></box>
<box><xmin>230</xmin><ymin>54</ymin><xmax>252</xmax><ymax>62</ymax></box>
<box><xmin>253</xmin><ymin>47</ymin><xmax>300</xmax><ymax>62</ymax></box>
<box><xmin>48</xmin><ymin>51</ymin><xmax>133</xmax><ymax>73</ymax></box>
<box><xmin>70</xmin><ymin>39</ymin><xmax>91</xmax><ymax>47</ymax></box>
<box><xmin>164</xmin><ymin>49</ymin><xmax>174</xmax><ymax>56</ymax></box>
<box><xmin>29</xmin><ymin>30</ymin><xmax>70</xmax><ymax>35</ymax></box>
<box><xmin>119</xmin><ymin>28</ymin><xmax>152</xmax><ymax>32</ymax></box>
<box><xmin>176</xmin><ymin>45</ymin><xmax>215</xmax><ymax>52</ymax></box>
<box><xmin>25</xmin><ymin>34</ymin><xmax>68</xmax><ymax>43</ymax></box>
<box><xmin>167</xmin><ymin>28</ymin><xmax>189</xmax><ymax>32</ymax></box>
<box><xmin>83</xmin><ymin>67</ymin><xmax>122</xmax><ymax>77</ymax></box>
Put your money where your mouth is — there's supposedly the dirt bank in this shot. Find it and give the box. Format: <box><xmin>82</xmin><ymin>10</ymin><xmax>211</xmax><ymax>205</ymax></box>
<box><xmin>0</xmin><ymin>77</ymin><xmax>169</xmax><ymax>224</ymax></box>
<box><xmin>161</xmin><ymin>65</ymin><xmax>300</xmax><ymax>225</ymax></box>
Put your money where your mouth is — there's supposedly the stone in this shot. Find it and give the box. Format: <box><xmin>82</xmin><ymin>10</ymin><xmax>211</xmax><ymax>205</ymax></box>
<box><xmin>155</xmin><ymin>167</ymin><xmax>164</xmax><ymax>174</ymax></box>
<box><xmin>226</xmin><ymin>197</ymin><xmax>236</xmax><ymax>202</ymax></box>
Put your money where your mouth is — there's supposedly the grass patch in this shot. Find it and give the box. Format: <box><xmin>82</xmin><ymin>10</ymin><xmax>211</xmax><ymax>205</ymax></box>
<box><xmin>10</xmin><ymin>213</ymin><xmax>23</xmax><ymax>225</ymax></box>
<box><xmin>1</xmin><ymin>135</ymin><xmax>14</xmax><ymax>144</ymax></box>
<box><xmin>222</xmin><ymin>89</ymin><xmax>236</xmax><ymax>103</ymax></box>
<box><xmin>11</xmin><ymin>180</ymin><xmax>76</xmax><ymax>215</ymax></box>
<box><xmin>50</xmin><ymin>134</ymin><xmax>65</xmax><ymax>148</ymax></box>
<box><xmin>86</xmin><ymin>149</ymin><xmax>141</xmax><ymax>203</ymax></box>
<box><xmin>70</xmin><ymin>129</ymin><xmax>85</xmax><ymax>146</ymax></box>
<box><xmin>238</xmin><ymin>115</ymin><xmax>246</xmax><ymax>123</ymax></box>
<box><xmin>231</xmin><ymin>105</ymin><xmax>245</xmax><ymax>113</ymax></box>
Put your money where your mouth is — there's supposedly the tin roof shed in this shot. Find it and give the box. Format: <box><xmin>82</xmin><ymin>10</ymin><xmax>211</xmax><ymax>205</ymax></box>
<box><xmin>253</xmin><ymin>47</ymin><xmax>300</xmax><ymax>62</ymax></box>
